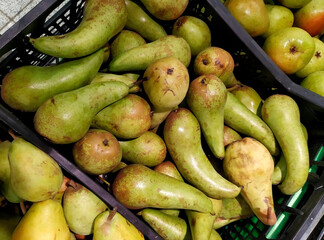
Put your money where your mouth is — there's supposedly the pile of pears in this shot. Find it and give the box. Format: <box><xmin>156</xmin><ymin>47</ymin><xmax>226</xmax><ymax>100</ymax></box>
<box><xmin>0</xmin><ymin>0</ymin><xmax>311</xmax><ymax>239</ymax></box>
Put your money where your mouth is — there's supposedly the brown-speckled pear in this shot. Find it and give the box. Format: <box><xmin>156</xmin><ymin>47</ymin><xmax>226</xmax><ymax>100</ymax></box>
<box><xmin>108</xmin><ymin>35</ymin><xmax>191</xmax><ymax>72</ymax></box>
<box><xmin>223</xmin><ymin>137</ymin><xmax>277</xmax><ymax>226</ymax></box>
<box><xmin>119</xmin><ymin>131</ymin><xmax>166</xmax><ymax>167</ymax></box>
<box><xmin>11</xmin><ymin>199</ymin><xmax>70</xmax><ymax>240</ymax></box>
<box><xmin>187</xmin><ymin>74</ymin><xmax>227</xmax><ymax>159</ymax></box>
<box><xmin>163</xmin><ymin>108</ymin><xmax>241</xmax><ymax>199</ymax></box>
<box><xmin>143</xmin><ymin>57</ymin><xmax>190</xmax><ymax>112</ymax></box>
<box><xmin>261</xmin><ymin>94</ymin><xmax>309</xmax><ymax>195</ymax></box>
<box><xmin>225</xmin><ymin>92</ymin><xmax>279</xmax><ymax>156</ymax></box>
<box><xmin>112</xmin><ymin>164</ymin><xmax>214</xmax><ymax>213</ymax></box>
<box><xmin>9</xmin><ymin>137</ymin><xmax>63</xmax><ymax>202</ymax></box>
<box><xmin>73</xmin><ymin>129</ymin><xmax>122</xmax><ymax>175</ymax></box>
<box><xmin>34</xmin><ymin>81</ymin><xmax>130</xmax><ymax>144</ymax></box>
<box><xmin>223</xmin><ymin>126</ymin><xmax>242</xmax><ymax>147</ymax></box>
<box><xmin>91</xmin><ymin>94</ymin><xmax>151</xmax><ymax>139</ymax></box>
<box><xmin>194</xmin><ymin>47</ymin><xmax>240</xmax><ymax>87</ymax></box>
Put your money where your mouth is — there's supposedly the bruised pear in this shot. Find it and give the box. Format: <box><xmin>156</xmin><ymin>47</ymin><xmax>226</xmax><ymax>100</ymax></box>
<box><xmin>223</xmin><ymin>137</ymin><xmax>277</xmax><ymax>226</ymax></box>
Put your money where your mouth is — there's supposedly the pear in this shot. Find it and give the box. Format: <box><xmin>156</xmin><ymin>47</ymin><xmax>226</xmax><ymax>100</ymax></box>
<box><xmin>193</xmin><ymin>47</ymin><xmax>240</xmax><ymax>87</ymax></box>
<box><xmin>63</xmin><ymin>180</ymin><xmax>108</xmax><ymax>235</ymax></box>
<box><xmin>34</xmin><ymin>81</ymin><xmax>130</xmax><ymax>144</ymax></box>
<box><xmin>172</xmin><ymin>16</ymin><xmax>211</xmax><ymax>56</ymax></box>
<box><xmin>92</xmin><ymin>94</ymin><xmax>152</xmax><ymax>139</ymax></box>
<box><xmin>73</xmin><ymin>129</ymin><xmax>122</xmax><ymax>175</ymax></box>
<box><xmin>111</xmin><ymin>30</ymin><xmax>146</xmax><ymax>58</ymax></box>
<box><xmin>261</xmin><ymin>94</ymin><xmax>309</xmax><ymax>195</ymax></box>
<box><xmin>9</xmin><ymin>137</ymin><xmax>63</xmax><ymax>202</ymax></box>
<box><xmin>0</xmin><ymin>140</ymin><xmax>23</xmax><ymax>203</ymax></box>
<box><xmin>224</xmin><ymin>92</ymin><xmax>279</xmax><ymax>156</ymax></box>
<box><xmin>112</xmin><ymin>164</ymin><xmax>214</xmax><ymax>213</ymax></box>
<box><xmin>12</xmin><ymin>199</ymin><xmax>70</xmax><ymax>240</ymax></box>
<box><xmin>224</xmin><ymin>0</ymin><xmax>270</xmax><ymax>37</ymax></box>
<box><xmin>223</xmin><ymin>126</ymin><xmax>242</xmax><ymax>147</ymax></box>
<box><xmin>150</xmin><ymin>108</ymin><xmax>175</xmax><ymax>130</ymax></box>
<box><xmin>143</xmin><ymin>57</ymin><xmax>190</xmax><ymax>112</ymax></box>
<box><xmin>0</xmin><ymin>211</ymin><xmax>20</xmax><ymax>240</ymax></box>
<box><xmin>93</xmin><ymin>208</ymin><xmax>144</xmax><ymax>240</ymax></box>
<box><xmin>209</xmin><ymin>230</ymin><xmax>222</xmax><ymax>240</ymax></box>
<box><xmin>141</xmin><ymin>208</ymin><xmax>187</xmax><ymax>240</ymax></box>
<box><xmin>119</xmin><ymin>131</ymin><xmax>167</xmax><ymax>167</ymax></box>
<box><xmin>187</xmin><ymin>74</ymin><xmax>227</xmax><ymax>159</ymax></box>
<box><xmin>1</xmin><ymin>48</ymin><xmax>105</xmax><ymax>112</ymax></box>
<box><xmin>139</xmin><ymin>0</ymin><xmax>188</xmax><ymax>20</ymax></box>
<box><xmin>223</xmin><ymin>137</ymin><xmax>277</xmax><ymax>226</ymax></box>
<box><xmin>108</xmin><ymin>35</ymin><xmax>191</xmax><ymax>72</ymax></box>
<box><xmin>124</xmin><ymin>0</ymin><xmax>167</xmax><ymax>41</ymax></box>
<box><xmin>164</xmin><ymin>108</ymin><xmax>241</xmax><ymax>199</ymax></box>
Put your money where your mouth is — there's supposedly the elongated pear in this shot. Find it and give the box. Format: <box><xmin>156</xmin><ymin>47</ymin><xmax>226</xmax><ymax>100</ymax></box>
<box><xmin>187</xmin><ymin>74</ymin><xmax>227</xmax><ymax>159</ymax></box>
<box><xmin>125</xmin><ymin>0</ymin><xmax>167</xmax><ymax>41</ymax></box>
<box><xmin>261</xmin><ymin>94</ymin><xmax>309</xmax><ymax>195</ymax></box>
<box><xmin>224</xmin><ymin>92</ymin><xmax>279</xmax><ymax>156</ymax></box>
<box><xmin>9</xmin><ymin>137</ymin><xmax>63</xmax><ymax>202</ymax></box>
<box><xmin>34</xmin><ymin>81</ymin><xmax>130</xmax><ymax>144</ymax></box>
<box><xmin>1</xmin><ymin>48</ymin><xmax>105</xmax><ymax>112</ymax></box>
<box><xmin>164</xmin><ymin>108</ymin><xmax>241</xmax><ymax>199</ymax></box>
<box><xmin>30</xmin><ymin>0</ymin><xmax>127</xmax><ymax>58</ymax></box>
<box><xmin>224</xmin><ymin>137</ymin><xmax>277</xmax><ymax>225</ymax></box>
<box><xmin>108</xmin><ymin>35</ymin><xmax>191</xmax><ymax>72</ymax></box>
<box><xmin>141</xmin><ymin>209</ymin><xmax>187</xmax><ymax>240</ymax></box>
<box><xmin>93</xmin><ymin>209</ymin><xmax>144</xmax><ymax>240</ymax></box>
<box><xmin>63</xmin><ymin>180</ymin><xmax>108</xmax><ymax>235</ymax></box>
<box><xmin>112</xmin><ymin>164</ymin><xmax>214</xmax><ymax>213</ymax></box>
<box><xmin>91</xmin><ymin>94</ymin><xmax>151</xmax><ymax>139</ymax></box>
<box><xmin>12</xmin><ymin>199</ymin><xmax>70</xmax><ymax>240</ymax></box>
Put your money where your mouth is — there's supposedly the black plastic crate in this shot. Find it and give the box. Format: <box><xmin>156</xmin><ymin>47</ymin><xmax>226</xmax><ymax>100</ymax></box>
<box><xmin>0</xmin><ymin>0</ymin><xmax>323</xmax><ymax>239</ymax></box>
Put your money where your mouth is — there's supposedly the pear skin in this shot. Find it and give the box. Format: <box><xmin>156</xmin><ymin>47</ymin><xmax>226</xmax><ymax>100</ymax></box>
<box><xmin>163</xmin><ymin>108</ymin><xmax>241</xmax><ymax>199</ymax></box>
<box><xmin>154</xmin><ymin>160</ymin><xmax>184</xmax><ymax>181</ymax></box>
<box><xmin>223</xmin><ymin>137</ymin><xmax>277</xmax><ymax>226</ymax></box>
<box><xmin>34</xmin><ymin>81</ymin><xmax>130</xmax><ymax>144</ymax></box>
<box><xmin>261</xmin><ymin>94</ymin><xmax>309</xmax><ymax>195</ymax></box>
<box><xmin>209</xmin><ymin>230</ymin><xmax>222</xmax><ymax>240</ymax></box>
<box><xmin>12</xmin><ymin>199</ymin><xmax>70</xmax><ymax>240</ymax></box>
<box><xmin>224</xmin><ymin>92</ymin><xmax>279</xmax><ymax>156</ymax></box>
<box><xmin>9</xmin><ymin>137</ymin><xmax>63</xmax><ymax>202</ymax></box>
<box><xmin>187</xmin><ymin>74</ymin><xmax>227</xmax><ymax>159</ymax></box>
<box><xmin>0</xmin><ymin>211</ymin><xmax>21</xmax><ymax>240</ymax></box>
<box><xmin>112</xmin><ymin>164</ymin><xmax>214</xmax><ymax>213</ymax></box>
<box><xmin>223</xmin><ymin>126</ymin><xmax>242</xmax><ymax>147</ymax></box>
<box><xmin>150</xmin><ymin>108</ymin><xmax>174</xmax><ymax>130</ymax></box>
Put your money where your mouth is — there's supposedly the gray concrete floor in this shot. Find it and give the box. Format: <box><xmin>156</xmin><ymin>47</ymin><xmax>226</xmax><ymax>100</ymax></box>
<box><xmin>0</xmin><ymin>0</ymin><xmax>43</xmax><ymax>35</ymax></box>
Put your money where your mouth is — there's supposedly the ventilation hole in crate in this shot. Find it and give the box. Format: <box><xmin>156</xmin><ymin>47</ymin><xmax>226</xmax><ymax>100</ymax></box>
<box><xmin>56</xmin><ymin>18</ymin><xmax>62</xmax><ymax>24</ymax></box>
<box><xmin>251</xmin><ymin>229</ymin><xmax>260</xmax><ymax>238</ymax></box>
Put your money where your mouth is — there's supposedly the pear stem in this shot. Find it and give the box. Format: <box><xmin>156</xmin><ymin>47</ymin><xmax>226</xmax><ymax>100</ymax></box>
<box><xmin>98</xmin><ymin>175</ymin><xmax>111</xmax><ymax>192</ymax></box>
<box><xmin>8</xmin><ymin>129</ymin><xmax>18</xmax><ymax>140</ymax></box>
<box><xmin>107</xmin><ymin>206</ymin><xmax>118</xmax><ymax>223</ymax></box>
<box><xmin>20</xmin><ymin>201</ymin><xmax>27</xmax><ymax>215</ymax></box>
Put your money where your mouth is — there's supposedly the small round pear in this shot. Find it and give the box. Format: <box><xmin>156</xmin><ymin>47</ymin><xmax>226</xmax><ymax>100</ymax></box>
<box><xmin>300</xmin><ymin>71</ymin><xmax>324</xmax><ymax>97</ymax></box>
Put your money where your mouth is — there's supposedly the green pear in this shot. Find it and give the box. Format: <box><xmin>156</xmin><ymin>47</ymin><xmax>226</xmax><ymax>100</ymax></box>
<box><xmin>224</xmin><ymin>137</ymin><xmax>277</xmax><ymax>226</ymax></box>
<box><xmin>187</xmin><ymin>74</ymin><xmax>227</xmax><ymax>159</ymax></box>
<box><xmin>124</xmin><ymin>0</ymin><xmax>167</xmax><ymax>41</ymax></box>
<box><xmin>224</xmin><ymin>0</ymin><xmax>269</xmax><ymax>37</ymax></box>
<box><xmin>224</xmin><ymin>92</ymin><xmax>279</xmax><ymax>156</ymax></box>
<box><xmin>261</xmin><ymin>94</ymin><xmax>309</xmax><ymax>195</ymax></box>
<box><xmin>1</xmin><ymin>48</ymin><xmax>105</xmax><ymax>112</ymax></box>
<box><xmin>12</xmin><ymin>199</ymin><xmax>70</xmax><ymax>240</ymax></box>
<box><xmin>229</xmin><ymin>84</ymin><xmax>263</xmax><ymax>116</ymax></box>
<box><xmin>111</xmin><ymin>30</ymin><xmax>146</xmax><ymax>58</ymax></box>
<box><xmin>213</xmin><ymin>195</ymin><xmax>253</xmax><ymax>229</ymax></box>
<box><xmin>108</xmin><ymin>35</ymin><xmax>191</xmax><ymax>72</ymax></box>
<box><xmin>209</xmin><ymin>230</ymin><xmax>222</xmax><ymax>240</ymax></box>
<box><xmin>295</xmin><ymin>38</ymin><xmax>324</xmax><ymax>78</ymax></box>
<box><xmin>223</xmin><ymin>126</ymin><xmax>242</xmax><ymax>147</ymax></box>
<box><xmin>9</xmin><ymin>137</ymin><xmax>63</xmax><ymax>202</ymax></box>
<box><xmin>92</xmin><ymin>94</ymin><xmax>152</xmax><ymax>139</ymax></box>
<box><xmin>163</xmin><ymin>108</ymin><xmax>241</xmax><ymax>199</ymax></box>
<box><xmin>112</xmin><ymin>164</ymin><xmax>214</xmax><ymax>213</ymax></box>
<box><xmin>63</xmin><ymin>180</ymin><xmax>108</xmax><ymax>235</ymax></box>
<box><xmin>150</xmin><ymin>108</ymin><xmax>175</xmax><ymax>130</ymax></box>
<box><xmin>141</xmin><ymin>209</ymin><xmax>187</xmax><ymax>240</ymax></box>
<box><xmin>139</xmin><ymin>0</ymin><xmax>188</xmax><ymax>20</ymax></box>
<box><xmin>143</xmin><ymin>57</ymin><xmax>190</xmax><ymax>112</ymax></box>
<box><xmin>119</xmin><ymin>131</ymin><xmax>167</xmax><ymax>167</ymax></box>
<box><xmin>0</xmin><ymin>211</ymin><xmax>21</xmax><ymax>240</ymax></box>
<box><xmin>34</xmin><ymin>81</ymin><xmax>130</xmax><ymax>144</ymax></box>
<box><xmin>93</xmin><ymin>209</ymin><xmax>144</xmax><ymax>240</ymax></box>
<box><xmin>0</xmin><ymin>140</ymin><xmax>23</xmax><ymax>203</ymax></box>
<box><xmin>193</xmin><ymin>47</ymin><xmax>240</xmax><ymax>87</ymax></box>
<box><xmin>30</xmin><ymin>0</ymin><xmax>127</xmax><ymax>58</ymax></box>
<box><xmin>73</xmin><ymin>129</ymin><xmax>122</xmax><ymax>175</ymax></box>
<box><xmin>300</xmin><ymin>70</ymin><xmax>324</xmax><ymax>97</ymax></box>
<box><xmin>172</xmin><ymin>16</ymin><xmax>211</xmax><ymax>56</ymax></box>
<box><xmin>278</xmin><ymin>0</ymin><xmax>311</xmax><ymax>9</ymax></box>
